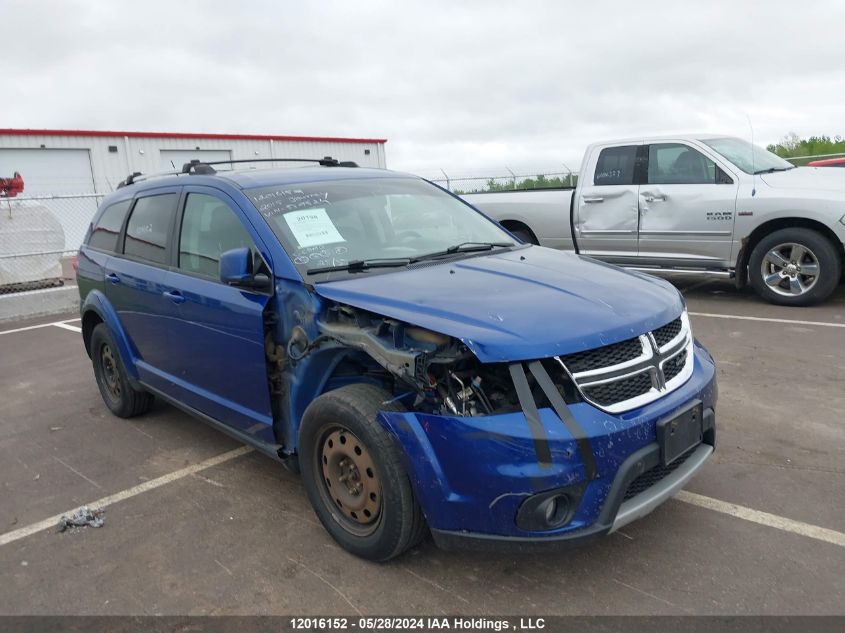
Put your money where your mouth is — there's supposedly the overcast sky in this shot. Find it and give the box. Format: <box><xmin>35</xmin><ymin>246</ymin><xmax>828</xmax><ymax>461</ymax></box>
<box><xmin>3</xmin><ymin>0</ymin><xmax>844</xmax><ymax>177</ymax></box>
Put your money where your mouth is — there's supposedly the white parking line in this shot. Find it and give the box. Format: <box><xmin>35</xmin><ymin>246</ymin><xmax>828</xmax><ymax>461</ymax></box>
<box><xmin>0</xmin><ymin>446</ymin><xmax>253</xmax><ymax>547</ymax></box>
<box><xmin>675</xmin><ymin>490</ymin><xmax>845</xmax><ymax>548</ymax></box>
<box><xmin>52</xmin><ymin>322</ymin><xmax>82</xmax><ymax>333</ymax></box>
<box><xmin>689</xmin><ymin>311</ymin><xmax>845</xmax><ymax>328</ymax></box>
<box><xmin>0</xmin><ymin>318</ymin><xmax>80</xmax><ymax>336</ymax></box>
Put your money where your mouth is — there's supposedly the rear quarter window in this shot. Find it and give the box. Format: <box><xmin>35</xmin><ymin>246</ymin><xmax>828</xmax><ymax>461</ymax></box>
<box><xmin>87</xmin><ymin>200</ymin><xmax>132</xmax><ymax>252</ymax></box>
<box><xmin>123</xmin><ymin>194</ymin><xmax>178</xmax><ymax>265</ymax></box>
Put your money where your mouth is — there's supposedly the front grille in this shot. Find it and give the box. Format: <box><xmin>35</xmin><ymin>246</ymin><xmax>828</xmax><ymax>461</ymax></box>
<box><xmin>663</xmin><ymin>349</ymin><xmax>687</xmax><ymax>382</ymax></box>
<box><xmin>582</xmin><ymin>372</ymin><xmax>652</xmax><ymax>406</ymax></box>
<box><xmin>622</xmin><ymin>449</ymin><xmax>694</xmax><ymax>501</ymax></box>
<box><xmin>652</xmin><ymin>317</ymin><xmax>682</xmax><ymax>348</ymax></box>
<box><xmin>558</xmin><ymin>337</ymin><xmax>643</xmax><ymax>374</ymax></box>
<box><xmin>555</xmin><ymin>312</ymin><xmax>693</xmax><ymax>413</ymax></box>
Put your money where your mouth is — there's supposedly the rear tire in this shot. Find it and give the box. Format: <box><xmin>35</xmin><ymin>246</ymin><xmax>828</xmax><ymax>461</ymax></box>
<box><xmin>90</xmin><ymin>323</ymin><xmax>153</xmax><ymax>418</ymax></box>
<box><xmin>748</xmin><ymin>228</ymin><xmax>841</xmax><ymax>306</ymax></box>
<box><xmin>298</xmin><ymin>384</ymin><xmax>426</xmax><ymax>561</ymax></box>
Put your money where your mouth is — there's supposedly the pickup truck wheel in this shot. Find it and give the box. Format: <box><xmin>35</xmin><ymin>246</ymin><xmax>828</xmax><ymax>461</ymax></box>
<box><xmin>749</xmin><ymin>228</ymin><xmax>841</xmax><ymax>306</ymax></box>
<box><xmin>298</xmin><ymin>384</ymin><xmax>426</xmax><ymax>561</ymax></box>
<box><xmin>90</xmin><ymin>323</ymin><xmax>154</xmax><ymax>417</ymax></box>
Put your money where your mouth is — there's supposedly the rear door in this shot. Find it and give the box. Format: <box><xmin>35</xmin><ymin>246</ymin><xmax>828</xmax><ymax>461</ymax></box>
<box><xmin>161</xmin><ymin>186</ymin><xmax>274</xmax><ymax>432</ymax></box>
<box><xmin>637</xmin><ymin>142</ymin><xmax>738</xmax><ymax>266</ymax></box>
<box><xmin>104</xmin><ymin>189</ymin><xmax>180</xmax><ymax>387</ymax></box>
<box><xmin>574</xmin><ymin>143</ymin><xmax>642</xmax><ymax>257</ymax></box>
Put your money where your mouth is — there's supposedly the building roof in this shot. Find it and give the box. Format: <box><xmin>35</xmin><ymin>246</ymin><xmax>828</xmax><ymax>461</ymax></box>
<box><xmin>0</xmin><ymin>128</ymin><xmax>387</xmax><ymax>145</ymax></box>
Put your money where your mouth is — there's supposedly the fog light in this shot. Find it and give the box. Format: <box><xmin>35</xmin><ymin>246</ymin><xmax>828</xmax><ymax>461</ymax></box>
<box><xmin>515</xmin><ymin>483</ymin><xmax>585</xmax><ymax>532</ymax></box>
<box><xmin>540</xmin><ymin>494</ymin><xmax>571</xmax><ymax>528</ymax></box>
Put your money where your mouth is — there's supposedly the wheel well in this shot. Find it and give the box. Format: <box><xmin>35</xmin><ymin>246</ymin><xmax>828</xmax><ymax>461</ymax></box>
<box><xmin>81</xmin><ymin>310</ymin><xmax>103</xmax><ymax>358</ymax></box>
<box><xmin>500</xmin><ymin>220</ymin><xmax>538</xmax><ymax>244</ymax></box>
<box><xmin>736</xmin><ymin>218</ymin><xmax>845</xmax><ymax>287</ymax></box>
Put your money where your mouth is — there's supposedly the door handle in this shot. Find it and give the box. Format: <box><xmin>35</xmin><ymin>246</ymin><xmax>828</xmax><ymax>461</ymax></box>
<box><xmin>163</xmin><ymin>290</ymin><xmax>186</xmax><ymax>304</ymax></box>
<box><xmin>643</xmin><ymin>194</ymin><xmax>666</xmax><ymax>203</ymax></box>
<box><xmin>583</xmin><ymin>196</ymin><xmax>604</xmax><ymax>204</ymax></box>
<box><xmin>106</xmin><ymin>273</ymin><xmax>120</xmax><ymax>284</ymax></box>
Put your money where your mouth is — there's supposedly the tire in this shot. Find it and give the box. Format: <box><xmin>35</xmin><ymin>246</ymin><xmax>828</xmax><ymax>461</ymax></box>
<box><xmin>748</xmin><ymin>228</ymin><xmax>841</xmax><ymax>306</ymax></box>
<box><xmin>298</xmin><ymin>384</ymin><xmax>426</xmax><ymax>561</ymax></box>
<box><xmin>510</xmin><ymin>227</ymin><xmax>538</xmax><ymax>245</ymax></box>
<box><xmin>89</xmin><ymin>323</ymin><xmax>154</xmax><ymax>418</ymax></box>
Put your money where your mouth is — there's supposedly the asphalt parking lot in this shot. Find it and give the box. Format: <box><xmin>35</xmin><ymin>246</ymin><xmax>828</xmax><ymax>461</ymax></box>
<box><xmin>1</xmin><ymin>278</ymin><xmax>843</xmax><ymax>616</ymax></box>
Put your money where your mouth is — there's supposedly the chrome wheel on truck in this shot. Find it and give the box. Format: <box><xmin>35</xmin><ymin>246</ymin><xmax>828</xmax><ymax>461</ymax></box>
<box><xmin>298</xmin><ymin>384</ymin><xmax>426</xmax><ymax>561</ymax></box>
<box><xmin>760</xmin><ymin>242</ymin><xmax>820</xmax><ymax>297</ymax></box>
<box><xmin>748</xmin><ymin>228</ymin><xmax>841</xmax><ymax>306</ymax></box>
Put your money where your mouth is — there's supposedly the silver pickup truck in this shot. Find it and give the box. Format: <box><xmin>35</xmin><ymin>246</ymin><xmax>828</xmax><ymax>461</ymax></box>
<box><xmin>462</xmin><ymin>135</ymin><xmax>845</xmax><ymax>305</ymax></box>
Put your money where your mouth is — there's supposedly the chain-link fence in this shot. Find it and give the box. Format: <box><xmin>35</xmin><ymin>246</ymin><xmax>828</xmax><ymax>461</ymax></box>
<box><xmin>1</xmin><ymin>193</ymin><xmax>103</xmax><ymax>294</ymax></box>
<box><xmin>428</xmin><ymin>171</ymin><xmax>578</xmax><ymax>194</ymax></box>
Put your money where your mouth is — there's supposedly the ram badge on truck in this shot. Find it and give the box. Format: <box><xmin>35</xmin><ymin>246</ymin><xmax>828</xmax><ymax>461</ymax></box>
<box><xmin>464</xmin><ymin>135</ymin><xmax>845</xmax><ymax>306</ymax></box>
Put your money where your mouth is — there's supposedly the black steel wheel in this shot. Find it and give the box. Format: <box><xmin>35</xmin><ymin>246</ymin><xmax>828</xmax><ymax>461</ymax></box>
<box><xmin>298</xmin><ymin>384</ymin><xmax>426</xmax><ymax>561</ymax></box>
<box><xmin>90</xmin><ymin>323</ymin><xmax>154</xmax><ymax>418</ymax></box>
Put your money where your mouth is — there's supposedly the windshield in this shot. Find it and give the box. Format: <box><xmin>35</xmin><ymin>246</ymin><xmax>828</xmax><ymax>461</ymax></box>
<box><xmin>700</xmin><ymin>137</ymin><xmax>794</xmax><ymax>174</ymax></box>
<box><xmin>246</xmin><ymin>177</ymin><xmax>516</xmax><ymax>279</ymax></box>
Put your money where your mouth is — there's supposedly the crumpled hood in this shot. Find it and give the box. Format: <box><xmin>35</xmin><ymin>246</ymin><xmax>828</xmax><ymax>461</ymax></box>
<box><xmin>760</xmin><ymin>167</ymin><xmax>845</xmax><ymax>193</ymax></box>
<box><xmin>314</xmin><ymin>247</ymin><xmax>684</xmax><ymax>362</ymax></box>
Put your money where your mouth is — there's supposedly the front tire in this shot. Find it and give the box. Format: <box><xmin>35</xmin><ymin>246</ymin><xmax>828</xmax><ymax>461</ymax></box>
<box><xmin>298</xmin><ymin>384</ymin><xmax>426</xmax><ymax>561</ymax></box>
<box><xmin>90</xmin><ymin>323</ymin><xmax>154</xmax><ymax>418</ymax></box>
<box><xmin>748</xmin><ymin>228</ymin><xmax>841</xmax><ymax>306</ymax></box>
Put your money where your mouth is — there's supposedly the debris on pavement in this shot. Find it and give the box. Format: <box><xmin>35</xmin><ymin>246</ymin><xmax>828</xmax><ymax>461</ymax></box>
<box><xmin>56</xmin><ymin>506</ymin><xmax>105</xmax><ymax>533</ymax></box>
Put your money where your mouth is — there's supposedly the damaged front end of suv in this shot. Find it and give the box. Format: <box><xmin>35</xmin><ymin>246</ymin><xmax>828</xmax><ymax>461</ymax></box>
<box><xmin>272</xmin><ymin>244</ymin><xmax>716</xmax><ymax>555</ymax></box>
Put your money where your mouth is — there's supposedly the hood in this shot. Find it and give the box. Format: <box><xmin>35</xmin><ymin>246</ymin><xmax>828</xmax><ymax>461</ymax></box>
<box><xmin>314</xmin><ymin>247</ymin><xmax>684</xmax><ymax>362</ymax></box>
<box><xmin>760</xmin><ymin>167</ymin><xmax>845</xmax><ymax>193</ymax></box>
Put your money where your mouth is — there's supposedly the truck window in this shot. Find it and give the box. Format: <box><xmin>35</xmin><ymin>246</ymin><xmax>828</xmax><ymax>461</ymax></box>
<box><xmin>647</xmin><ymin>143</ymin><xmax>716</xmax><ymax>184</ymax></box>
<box><xmin>123</xmin><ymin>194</ymin><xmax>177</xmax><ymax>265</ymax></box>
<box><xmin>88</xmin><ymin>200</ymin><xmax>131</xmax><ymax>252</ymax></box>
<box><xmin>593</xmin><ymin>146</ymin><xmax>638</xmax><ymax>186</ymax></box>
<box><xmin>178</xmin><ymin>193</ymin><xmax>255</xmax><ymax>278</ymax></box>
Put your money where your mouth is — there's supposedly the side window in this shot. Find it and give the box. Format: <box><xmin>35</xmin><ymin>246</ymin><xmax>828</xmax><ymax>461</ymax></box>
<box><xmin>647</xmin><ymin>143</ymin><xmax>717</xmax><ymax>185</ymax></box>
<box><xmin>88</xmin><ymin>200</ymin><xmax>131</xmax><ymax>252</ymax></box>
<box><xmin>123</xmin><ymin>194</ymin><xmax>178</xmax><ymax>265</ymax></box>
<box><xmin>178</xmin><ymin>193</ymin><xmax>255</xmax><ymax>278</ymax></box>
<box><xmin>593</xmin><ymin>146</ymin><xmax>638</xmax><ymax>186</ymax></box>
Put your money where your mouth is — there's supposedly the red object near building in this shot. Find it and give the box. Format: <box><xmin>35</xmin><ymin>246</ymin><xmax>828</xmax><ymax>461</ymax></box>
<box><xmin>0</xmin><ymin>171</ymin><xmax>24</xmax><ymax>197</ymax></box>
<box><xmin>807</xmin><ymin>157</ymin><xmax>845</xmax><ymax>167</ymax></box>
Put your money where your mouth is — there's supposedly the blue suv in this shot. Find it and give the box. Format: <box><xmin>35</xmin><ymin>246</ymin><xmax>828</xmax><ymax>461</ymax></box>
<box><xmin>77</xmin><ymin>159</ymin><xmax>717</xmax><ymax>560</ymax></box>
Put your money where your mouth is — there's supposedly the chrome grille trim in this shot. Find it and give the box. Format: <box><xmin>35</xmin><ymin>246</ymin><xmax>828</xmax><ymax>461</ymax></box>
<box><xmin>556</xmin><ymin>311</ymin><xmax>694</xmax><ymax>414</ymax></box>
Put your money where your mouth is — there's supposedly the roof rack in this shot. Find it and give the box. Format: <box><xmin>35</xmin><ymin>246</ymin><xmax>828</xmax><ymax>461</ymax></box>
<box><xmin>117</xmin><ymin>156</ymin><xmax>358</xmax><ymax>189</ymax></box>
<box><xmin>117</xmin><ymin>169</ymin><xmax>181</xmax><ymax>189</ymax></box>
<box><xmin>181</xmin><ymin>156</ymin><xmax>359</xmax><ymax>174</ymax></box>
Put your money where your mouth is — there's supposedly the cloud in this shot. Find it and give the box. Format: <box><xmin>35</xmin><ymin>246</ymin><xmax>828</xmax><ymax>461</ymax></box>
<box><xmin>3</xmin><ymin>0</ymin><xmax>843</xmax><ymax>175</ymax></box>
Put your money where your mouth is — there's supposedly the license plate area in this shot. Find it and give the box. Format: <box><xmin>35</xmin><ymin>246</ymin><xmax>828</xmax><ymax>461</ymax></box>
<box><xmin>657</xmin><ymin>400</ymin><xmax>703</xmax><ymax>466</ymax></box>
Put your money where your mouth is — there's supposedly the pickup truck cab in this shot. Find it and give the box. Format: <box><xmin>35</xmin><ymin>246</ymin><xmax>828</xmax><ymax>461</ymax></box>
<box><xmin>464</xmin><ymin>135</ymin><xmax>845</xmax><ymax>305</ymax></box>
<box><xmin>76</xmin><ymin>159</ymin><xmax>716</xmax><ymax>560</ymax></box>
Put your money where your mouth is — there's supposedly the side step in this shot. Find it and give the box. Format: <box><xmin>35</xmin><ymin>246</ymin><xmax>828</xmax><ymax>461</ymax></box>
<box><xmin>624</xmin><ymin>266</ymin><xmax>734</xmax><ymax>278</ymax></box>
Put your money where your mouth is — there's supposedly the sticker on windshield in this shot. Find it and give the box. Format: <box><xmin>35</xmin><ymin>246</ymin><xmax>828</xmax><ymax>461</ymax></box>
<box><xmin>283</xmin><ymin>208</ymin><xmax>345</xmax><ymax>249</ymax></box>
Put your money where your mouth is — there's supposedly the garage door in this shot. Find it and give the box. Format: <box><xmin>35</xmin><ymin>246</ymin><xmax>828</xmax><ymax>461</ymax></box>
<box><xmin>0</xmin><ymin>148</ymin><xmax>95</xmax><ymax>195</ymax></box>
<box><xmin>160</xmin><ymin>149</ymin><xmax>232</xmax><ymax>171</ymax></box>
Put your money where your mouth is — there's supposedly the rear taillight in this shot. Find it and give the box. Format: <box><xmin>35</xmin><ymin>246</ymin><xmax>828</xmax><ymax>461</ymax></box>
<box><xmin>71</xmin><ymin>255</ymin><xmax>79</xmax><ymax>272</ymax></box>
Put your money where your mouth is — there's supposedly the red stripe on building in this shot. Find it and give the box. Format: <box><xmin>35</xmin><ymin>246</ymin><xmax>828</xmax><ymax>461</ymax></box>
<box><xmin>0</xmin><ymin>129</ymin><xmax>387</xmax><ymax>144</ymax></box>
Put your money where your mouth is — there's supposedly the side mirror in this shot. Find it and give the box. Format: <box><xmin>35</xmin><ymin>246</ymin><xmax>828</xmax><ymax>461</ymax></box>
<box><xmin>219</xmin><ymin>247</ymin><xmax>271</xmax><ymax>290</ymax></box>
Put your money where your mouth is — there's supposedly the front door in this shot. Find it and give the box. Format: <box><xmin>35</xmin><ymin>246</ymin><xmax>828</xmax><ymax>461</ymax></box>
<box><xmin>162</xmin><ymin>187</ymin><xmax>274</xmax><ymax>433</ymax></box>
<box><xmin>574</xmin><ymin>143</ymin><xmax>641</xmax><ymax>258</ymax></box>
<box><xmin>637</xmin><ymin>142</ymin><xmax>738</xmax><ymax>266</ymax></box>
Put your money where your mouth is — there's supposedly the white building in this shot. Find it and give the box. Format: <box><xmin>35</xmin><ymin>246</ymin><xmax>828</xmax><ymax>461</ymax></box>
<box><xmin>0</xmin><ymin>128</ymin><xmax>388</xmax><ymax>195</ymax></box>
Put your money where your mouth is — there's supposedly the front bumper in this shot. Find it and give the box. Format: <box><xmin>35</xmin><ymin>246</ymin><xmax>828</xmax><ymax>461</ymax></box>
<box><xmin>378</xmin><ymin>340</ymin><xmax>717</xmax><ymax>547</ymax></box>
